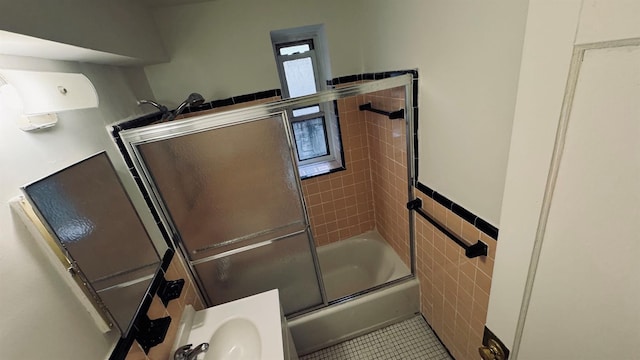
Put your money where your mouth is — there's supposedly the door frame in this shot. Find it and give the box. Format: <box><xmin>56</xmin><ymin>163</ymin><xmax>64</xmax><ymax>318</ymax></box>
<box><xmin>509</xmin><ymin>38</ymin><xmax>640</xmax><ymax>357</ymax></box>
<box><xmin>486</xmin><ymin>0</ymin><xmax>640</xmax><ymax>356</ymax></box>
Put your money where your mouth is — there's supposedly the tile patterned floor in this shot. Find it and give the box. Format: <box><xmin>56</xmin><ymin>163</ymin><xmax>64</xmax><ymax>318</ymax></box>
<box><xmin>300</xmin><ymin>315</ymin><xmax>452</xmax><ymax>360</ymax></box>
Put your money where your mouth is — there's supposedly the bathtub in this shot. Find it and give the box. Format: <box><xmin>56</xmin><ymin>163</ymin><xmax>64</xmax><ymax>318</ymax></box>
<box><xmin>288</xmin><ymin>230</ymin><xmax>419</xmax><ymax>355</ymax></box>
<box><xmin>318</xmin><ymin>230</ymin><xmax>411</xmax><ymax>301</ymax></box>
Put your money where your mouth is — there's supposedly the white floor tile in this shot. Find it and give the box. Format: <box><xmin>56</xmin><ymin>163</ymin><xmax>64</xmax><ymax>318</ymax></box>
<box><xmin>300</xmin><ymin>315</ymin><xmax>452</xmax><ymax>360</ymax></box>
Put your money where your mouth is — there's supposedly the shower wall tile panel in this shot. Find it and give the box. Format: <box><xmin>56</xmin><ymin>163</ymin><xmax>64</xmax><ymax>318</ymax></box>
<box><xmin>302</xmin><ymin>83</ymin><xmax>411</xmax><ymax>269</ymax></box>
<box><xmin>302</xmin><ymin>93</ymin><xmax>376</xmax><ymax>247</ymax></box>
<box><xmin>364</xmin><ymin>87</ymin><xmax>410</xmax><ymax>268</ymax></box>
<box><xmin>125</xmin><ymin>254</ymin><xmax>204</xmax><ymax>360</ymax></box>
<box><xmin>415</xmin><ymin>187</ymin><xmax>497</xmax><ymax>360</ymax></box>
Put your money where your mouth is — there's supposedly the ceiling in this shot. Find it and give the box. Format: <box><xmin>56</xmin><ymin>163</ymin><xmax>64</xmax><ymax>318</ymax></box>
<box><xmin>0</xmin><ymin>30</ymin><xmax>138</xmax><ymax>65</ymax></box>
<box><xmin>0</xmin><ymin>1</ymin><xmax>217</xmax><ymax>64</ymax></box>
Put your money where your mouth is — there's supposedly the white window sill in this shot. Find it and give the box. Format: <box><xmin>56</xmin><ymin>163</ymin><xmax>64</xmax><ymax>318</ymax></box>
<box><xmin>299</xmin><ymin>160</ymin><xmax>345</xmax><ymax>179</ymax></box>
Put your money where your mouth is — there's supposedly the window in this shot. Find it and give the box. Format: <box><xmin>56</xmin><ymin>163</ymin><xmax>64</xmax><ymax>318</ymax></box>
<box><xmin>271</xmin><ymin>25</ymin><xmax>343</xmax><ymax>177</ymax></box>
<box><xmin>292</xmin><ymin>117</ymin><xmax>329</xmax><ymax>160</ymax></box>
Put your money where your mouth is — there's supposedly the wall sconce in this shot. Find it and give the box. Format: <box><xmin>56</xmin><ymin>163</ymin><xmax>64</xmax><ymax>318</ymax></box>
<box><xmin>0</xmin><ymin>69</ymin><xmax>99</xmax><ymax>131</ymax></box>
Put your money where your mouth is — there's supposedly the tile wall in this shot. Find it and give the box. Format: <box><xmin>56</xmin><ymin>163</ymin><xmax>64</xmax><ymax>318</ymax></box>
<box><xmin>119</xmin><ymin>78</ymin><xmax>498</xmax><ymax>360</ymax></box>
<box><xmin>364</xmin><ymin>87</ymin><xmax>410</xmax><ymax>267</ymax></box>
<box><xmin>125</xmin><ymin>254</ymin><xmax>204</xmax><ymax>360</ymax></box>
<box><xmin>301</xmin><ymin>84</ymin><xmax>411</xmax><ymax>261</ymax></box>
<box><xmin>301</xmin><ymin>96</ymin><xmax>376</xmax><ymax>247</ymax></box>
<box><xmin>415</xmin><ymin>189</ymin><xmax>497</xmax><ymax>360</ymax></box>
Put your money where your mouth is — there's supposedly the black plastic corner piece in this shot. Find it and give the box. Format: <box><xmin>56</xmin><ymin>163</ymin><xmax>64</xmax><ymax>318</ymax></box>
<box><xmin>389</xmin><ymin>109</ymin><xmax>405</xmax><ymax>119</ymax></box>
<box><xmin>359</xmin><ymin>103</ymin><xmax>405</xmax><ymax>120</ymax></box>
<box><xmin>157</xmin><ymin>277</ymin><xmax>185</xmax><ymax>307</ymax></box>
<box><xmin>465</xmin><ymin>240</ymin><xmax>489</xmax><ymax>258</ymax></box>
<box><xmin>406</xmin><ymin>198</ymin><xmax>422</xmax><ymax>210</ymax></box>
<box><xmin>135</xmin><ymin>314</ymin><xmax>171</xmax><ymax>354</ymax></box>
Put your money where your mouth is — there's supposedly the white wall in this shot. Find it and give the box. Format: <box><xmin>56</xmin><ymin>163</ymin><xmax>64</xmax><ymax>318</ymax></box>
<box><xmin>359</xmin><ymin>0</ymin><xmax>528</xmax><ymax>225</ymax></box>
<box><xmin>144</xmin><ymin>0</ymin><xmax>367</xmax><ymax>106</ymax></box>
<box><xmin>0</xmin><ymin>55</ymin><xmax>165</xmax><ymax>359</ymax></box>
<box><xmin>0</xmin><ymin>0</ymin><xmax>168</xmax><ymax>64</ymax></box>
<box><xmin>517</xmin><ymin>43</ymin><xmax>640</xmax><ymax>360</ymax></box>
<box><xmin>485</xmin><ymin>1</ymin><xmax>582</xmax><ymax>347</ymax></box>
<box><xmin>145</xmin><ymin>0</ymin><xmax>528</xmax><ymax>225</ymax></box>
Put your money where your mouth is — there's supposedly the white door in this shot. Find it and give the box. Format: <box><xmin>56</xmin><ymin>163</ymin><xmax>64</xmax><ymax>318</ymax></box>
<box><xmin>517</xmin><ymin>42</ymin><xmax>640</xmax><ymax>360</ymax></box>
<box><xmin>486</xmin><ymin>1</ymin><xmax>640</xmax><ymax>359</ymax></box>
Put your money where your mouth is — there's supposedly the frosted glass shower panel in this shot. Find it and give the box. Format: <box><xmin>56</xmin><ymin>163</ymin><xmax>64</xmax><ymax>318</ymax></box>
<box><xmin>23</xmin><ymin>153</ymin><xmax>159</xmax><ymax>283</ymax></box>
<box><xmin>136</xmin><ymin>113</ymin><xmax>324</xmax><ymax>313</ymax></box>
<box><xmin>22</xmin><ymin>152</ymin><xmax>160</xmax><ymax>334</ymax></box>
<box><xmin>194</xmin><ymin>230</ymin><xmax>322</xmax><ymax>314</ymax></box>
<box><xmin>138</xmin><ymin>115</ymin><xmax>307</xmax><ymax>259</ymax></box>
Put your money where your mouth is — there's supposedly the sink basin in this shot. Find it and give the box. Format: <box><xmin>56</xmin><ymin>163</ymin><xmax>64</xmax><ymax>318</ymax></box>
<box><xmin>206</xmin><ymin>318</ymin><xmax>261</xmax><ymax>360</ymax></box>
<box><xmin>173</xmin><ymin>289</ymin><xmax>285</xmax><ymax>360</ymax></box>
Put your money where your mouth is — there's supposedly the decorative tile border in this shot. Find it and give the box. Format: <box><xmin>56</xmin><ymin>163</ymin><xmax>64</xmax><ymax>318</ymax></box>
<box><xmin>416</xmin><ymin>182</ymin><xmax>499</xmax><ymax>240</ymax></box>
<box><xmin>331</xmin><ymin>69</ymin><xmax>499</xmax><ymax>242</ymax></box>
<box><xmin>112</xmin><ymin>89</ymin><xmax>282</xmax><ymax>133</ymax></box>
<box><xmin>109</xmin><ymin>250</ymin><xmax>175</xmax><ymax>360</ymax></box>
<box><xmin>326</xmin><ymin>69</ymin><xmax>419</xmax><ymax>86</ymax></box>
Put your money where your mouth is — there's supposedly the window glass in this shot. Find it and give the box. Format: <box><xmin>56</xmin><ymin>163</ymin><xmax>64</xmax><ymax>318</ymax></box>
<box><xmin>272</xmin><ymin>26</ymin><xmax>344</xmax><ymax>176</ymax></box>
<box><xmin>292</xmin><ymin>118</ymin><xmax>328</xmax><ymax>161</ymax></box>
<box><xmin>279</xmin><ymin>44</ymin><xmax>311</xmax><ymax>56</ymax></box>
<box><xmin>283</xmin><ymin>57</ymin><xmax>317</xmax><ymax>98</ymax></box>
<box><xmin>292</xmin><ymin>105</ymin><xmax>321</xmax><ymax>117</ymax></box>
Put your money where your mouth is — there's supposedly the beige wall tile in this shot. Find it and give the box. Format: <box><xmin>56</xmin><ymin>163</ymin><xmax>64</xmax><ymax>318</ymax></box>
<box><xmin>433</xmin><ymin>201</ymin><xmax>448</xmax><ymax>225</ymax></box>
<box><xmin>446</xmin><ymin>210</ymin><xmax>463</xmax><ymax>234</ymax></box>
<box><xmin>147</xmin><ymin>295</ymin><xmax>168</xmax><ymax>320</ymax></box>
<box><xmin>415</xmin><ymin>186</ymin><xmax>498</xmax><ymax>360</ymax></box>
<box><xmin>302</xmin><ymin>88</ymin><xmax>410</xmax><ymax>266</ymax></box>
<box><xmin>126</xmin><ymin>341</ymin><xmax>148</xmax><ymax>360</ymax></box>
<box><xmin>461</xmin><ymin>220</ymin><xmax>481</xmax><ymax>244</ymax></box>
<box><xmin>458</xmin><ymin>272</ymin><xmax>475</xmax><ymax>297</ymax></box>
<box><xmin>475</xmin><ymin>269</ymin><xmax>492</xmax><ymax>295</ymax></box>
<box><xmin>481</xmin><ymin>233</ymin><xmax>498</xmax><ymax>260</ymax></box>
<box><xmin>476</xmin><ymin>255</ymin><xmax>495</xmax><ymax>278</ymax></box>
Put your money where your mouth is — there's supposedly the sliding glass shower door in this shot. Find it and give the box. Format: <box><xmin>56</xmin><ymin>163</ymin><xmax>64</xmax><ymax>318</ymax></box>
<box><xmin>128</xmin><ymin>112</ymin><xmax>324</xmax><ymax>315</ymax></box>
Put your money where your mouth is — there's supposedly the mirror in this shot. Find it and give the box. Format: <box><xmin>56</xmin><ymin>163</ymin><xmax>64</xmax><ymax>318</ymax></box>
<box><xmin>22</xmin><ymin>152</ymin><xmax>161</xmax><ymax>336</ymax></box>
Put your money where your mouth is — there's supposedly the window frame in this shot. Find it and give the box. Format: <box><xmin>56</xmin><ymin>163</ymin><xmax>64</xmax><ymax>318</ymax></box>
<box><xmin>276</xmin><ymin>39</ymin><xmax>314</xmax><ymax>56</ymax></box>
<box><xmin>271</xmin><ymin>25</ymin><xmax>343</xmax><ymax>174</ymax></box>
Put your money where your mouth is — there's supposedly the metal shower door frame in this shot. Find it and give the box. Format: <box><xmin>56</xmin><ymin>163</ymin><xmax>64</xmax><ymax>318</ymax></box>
<box><xmin>121</xmin><ymin>110</ymin><xmax>328</xmax><ymax>315</ymax></box>
<box><xmin>119</xmin><ymin>74</ymin><xmax>417</xmax><ymax>316</ymax></box>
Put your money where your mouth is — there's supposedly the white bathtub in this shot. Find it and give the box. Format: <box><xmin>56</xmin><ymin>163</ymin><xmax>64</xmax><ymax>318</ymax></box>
<box><xmin>318</xmin><ymin>230</ymin><xmax>410</xmax><ymax>301</ymax></box>
<box><xmin>288</xmin><ymin>230</ymin><xmax>418</xmax><ymax>355</ymax></box>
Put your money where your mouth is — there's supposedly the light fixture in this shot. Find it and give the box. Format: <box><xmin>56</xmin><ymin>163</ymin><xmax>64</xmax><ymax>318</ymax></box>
<box><xmin>0</xmin><ymin>69</ymin><xmax>99</xmax><ymax>131</ymax></box>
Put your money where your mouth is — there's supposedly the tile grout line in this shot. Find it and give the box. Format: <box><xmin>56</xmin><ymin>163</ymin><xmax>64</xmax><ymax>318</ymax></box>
<box><xmin>300</xmin><ymin>315</ymin><xmax>452</xmax><ymax>360</ymax></box>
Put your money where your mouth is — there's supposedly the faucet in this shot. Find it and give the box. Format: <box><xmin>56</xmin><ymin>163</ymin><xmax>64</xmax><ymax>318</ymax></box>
<box><xmin>138</xmin><ymin>93</ymin><xmax>205</xmax><ymax>122</ymax></box>
<box><xmin>174</xmin><ymin>343</ymin><xmax>210</xmax><ymax>360</ymax></box>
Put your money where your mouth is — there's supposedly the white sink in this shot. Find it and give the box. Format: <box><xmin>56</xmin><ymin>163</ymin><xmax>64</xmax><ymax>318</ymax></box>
<box><xmin>206</xmin><ymin>317</ymin><xmax>261</xmax><ymax>359</ymax></box>
<box><xmin>173</xmin><ymin>289</ymin><xmax>285</xmax><ymax>360</ymax></box>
